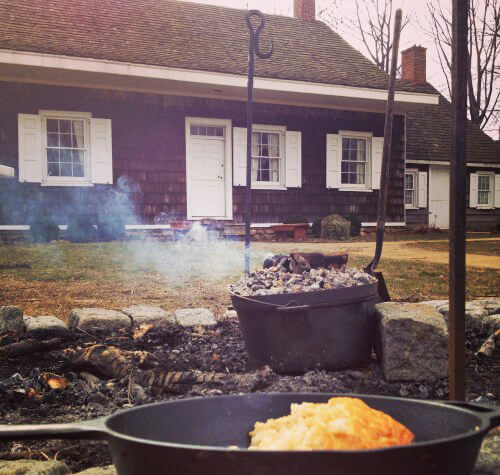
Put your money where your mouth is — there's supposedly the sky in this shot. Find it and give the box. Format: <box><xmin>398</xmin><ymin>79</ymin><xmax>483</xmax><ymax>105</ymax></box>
<box><xmin>184</xmin><ymin>0</ymin><xmax>498</xmax><ymax>139</ymax></box>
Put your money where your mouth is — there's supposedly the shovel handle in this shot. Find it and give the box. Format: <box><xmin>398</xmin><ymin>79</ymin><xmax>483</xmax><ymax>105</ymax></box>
<box><xmin>0</xmin><ymin>418</ymin><xmax>108</xmax><ymax>441</ymax></box>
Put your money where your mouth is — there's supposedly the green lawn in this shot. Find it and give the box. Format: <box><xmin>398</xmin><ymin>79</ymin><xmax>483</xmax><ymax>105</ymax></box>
<box><xmin>0</xmin><ymin>241</ymin><xmax>498</xmax><ymax>320</ymax></box>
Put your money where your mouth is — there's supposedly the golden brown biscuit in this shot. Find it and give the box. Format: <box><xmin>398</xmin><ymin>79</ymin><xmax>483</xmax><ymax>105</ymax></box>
<box><xmin>249</xmin><ymin>397</ymin><xmax>415</xmax><ymax>450</ymax></box>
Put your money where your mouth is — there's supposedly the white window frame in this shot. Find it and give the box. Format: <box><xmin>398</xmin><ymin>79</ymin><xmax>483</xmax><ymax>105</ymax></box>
<box><xmin>338</xmin><ymin>130</ymin><xmax>372</xmax><ymax>191</ymax></box>
<box><xmin>40</xmin><ymin>110</ymin><xmax>92</xmax><ymax>186</ymax></box>
<box><xmin>476</xmin><ymin>172</ymin><xmax>494</xmax><ymax>209</ymax></box>
<box><xmin>405</xmin><ymin>169</ymin><xmax>418</xmax><ymax>209</ymax></box>
<box><xmin>251</xmin><ymin>124</ymin><xmax>287</xmax><ymax>190</ymax></box>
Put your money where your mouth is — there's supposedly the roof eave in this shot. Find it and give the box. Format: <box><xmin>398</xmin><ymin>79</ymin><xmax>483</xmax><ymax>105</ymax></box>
<box><xmin>0</xmin><ymin>49</ymin><xmax>439</xmax><ymax>113</ymax></box>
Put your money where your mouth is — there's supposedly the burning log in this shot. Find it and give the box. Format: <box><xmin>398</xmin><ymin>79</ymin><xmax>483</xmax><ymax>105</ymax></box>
<box><xmin>67</xmin><ymin>344</ymin><xmax>271</xmax><ymax>396</ymax></box>
<box><xmin>476</xmin><ymin>330</ymin><xmax>500</xmax><ymax>358</ymax></box>
<box><xmin>263</xmin><ymin>253</ymin><xmax>348</xmax><ymax>273</ymax></box>
<box><xmin>0</xmin><ymin>337</ymin><xmax>69</xmax><ymax>358</ymax></box>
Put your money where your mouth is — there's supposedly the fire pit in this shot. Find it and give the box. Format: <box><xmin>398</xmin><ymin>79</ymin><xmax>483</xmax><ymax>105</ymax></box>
<box><xmin>230</xmin><ymin>254</ymin><xmax>379</xmax><ymax>374</ymax></box>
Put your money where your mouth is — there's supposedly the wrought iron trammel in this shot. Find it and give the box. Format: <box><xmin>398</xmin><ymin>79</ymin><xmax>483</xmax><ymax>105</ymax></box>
<box><xmin>244</xmin><ymin>10</ymin><xmax>273</xmax><ymax>274</ymax></box>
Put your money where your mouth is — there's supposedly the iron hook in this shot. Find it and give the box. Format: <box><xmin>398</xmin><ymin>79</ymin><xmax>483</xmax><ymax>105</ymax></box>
<box><xmin>246</xmin><ymin>10</ymin><xmax>273</xmax><ymax>59</ymax></box>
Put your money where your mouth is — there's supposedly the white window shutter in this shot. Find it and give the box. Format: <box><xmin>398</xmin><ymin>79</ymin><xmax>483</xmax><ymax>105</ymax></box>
<box><xmin>285</xmin><ymin>131</ymin><xmax>302</xmax><ymax>188</ymax></box>
<box><xmin>371</xmin><ymin>137</ymin><xmax>384</xmax><ymax>190</ymax></box>
<box><xmin>326</xmin><ymin>134</ymin><xmax>340</xmax><ymax>188</ymax></box>
<box><xmin>418</xmin><ymin>171</ymin><xmax>428</xmax><ymax>208</ymax></box>
<box><xmin>494</xmin><ymin>174</ymin><xmax>500</xmax><ymax>208</ymax></box>
<box><xmin>90</xmin><ymin>118</ymin><xmax>113</xmax><ymax>184</ymax></box>
<box><xmin>18</xmin><ymin>114</ymin><xmax>42</xmax><ymax>183</ymax></box>
<box><xmin>233</xmin><ymin>127</ymin><xmax>247</xmax><ymax>186</ymax></box>
<box><xmin>469</xmin><ymin>173</ymin><xmax>478</xmax><ymax>208</ymax></box>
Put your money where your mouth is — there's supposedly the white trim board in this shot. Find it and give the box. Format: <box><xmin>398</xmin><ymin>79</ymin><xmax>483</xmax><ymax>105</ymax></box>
<box><xmin>0</xmin><ymin>164</ymin><xmax>15</xmax><ymax>178</ymax></box>
<box><xmin>0</xmin><ymin>49</ymin><xmax>439</xmax><ymax>112</ymax></box>
<box><xmin>406</xmin><ymin>160</ymin><xmax>500</xmax><ymax>168</ymax></box>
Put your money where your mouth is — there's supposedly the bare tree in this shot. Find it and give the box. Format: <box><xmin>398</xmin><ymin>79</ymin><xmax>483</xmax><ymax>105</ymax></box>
<box><xmin>318</xmin><ymin>0</ymin><xmax>412</xmax><ymax>73</ymax></box>
<box><xmin>425</xmin><ymin>0</ymin><xmax>499</xmax><ymax>131</ymax></box>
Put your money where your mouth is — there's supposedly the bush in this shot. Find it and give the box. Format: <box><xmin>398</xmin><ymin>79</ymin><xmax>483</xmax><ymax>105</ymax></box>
<box><xmin>283</xmin><ymin>216</ymin><xmax>308</xmax><ymax>224</ymax></box>
<box><xmin>30</xmin><ymin>216</ymin><xmax>60</xmax><ymax>243</ymax></box>
<box><xmin>346</xmin><ymin>215</ymin><xmax>362</xmax><ymax>236</ymax></box>
<box><xmin>320</xmin><ymin>214</ymin><xmax>351</xmax><ymax>240</ymax></box>
<box><xmin>97</xmin><ymin>214</ymin><xmax>125</xmax><ymax>241</ymax></box>
<box><xmin>66</xmin><ymin>215</ymin><xmax>97</xmax><ymax>243</ymax></box>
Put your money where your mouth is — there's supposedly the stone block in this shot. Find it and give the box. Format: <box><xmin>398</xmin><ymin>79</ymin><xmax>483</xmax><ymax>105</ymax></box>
<box><xmin>376</xmin><ymin>302</ymin><xmax>448</xmax><ymax>382</ymax></box>
<box><xmin>74</xmin><ymin>466</ymin><xmax>117</xmax><ymax>475</ymax></box>
<box><xmin>23</xmin><ymin>315</ymin><xmax>72</xmax><ymax>338</ymax></box>
<box><xmin>0</xmin><ymin>460</ymin><xmax>69</xmax><ymax>475</ymax></box>
<box><xmin>69</xmin><ymin>308</ymin><xmax>132</xmax><ymax>332</ymax></box>
<box><xmin>0</xmin><ymin>305</ymin><xmax>24</xmax><ymax>335</ymax></box>
<box><xmin>174</xmin><ymin>308</ymin><xmax>216</xmax><ymax>327</ymax></box>
<box><xmin>122</xmin><ymin>305</ymin><xmax>175</xmax><ymax>327</ymax></box>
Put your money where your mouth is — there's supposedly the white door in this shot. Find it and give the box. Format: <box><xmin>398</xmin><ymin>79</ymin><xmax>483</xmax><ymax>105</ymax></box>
<box><xmin>185</xmin><ymin>119</ymin><xmax>232</xmax><ymax>219</ymax></box>
<box><xmin>429</xmin><ymin>166</ymin><xmax>450</xmax><ymax>229</ymax></box>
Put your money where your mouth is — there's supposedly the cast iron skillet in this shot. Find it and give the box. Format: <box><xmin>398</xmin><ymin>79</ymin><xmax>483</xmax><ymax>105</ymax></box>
<box><xmin>0</xmin><ymin>393</ymin><xmax>498</xmax><ymax>475</ymax></box>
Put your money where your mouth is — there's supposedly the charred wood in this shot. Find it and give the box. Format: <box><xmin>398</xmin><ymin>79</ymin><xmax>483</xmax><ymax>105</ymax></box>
<box><xmin>0</xmin><ymin>337</ymin><xmax>69</xmax><ymax>358</ymax></box>
<box><xmin>67</xmin><ymin>344</ymin><xmax>271</xmax><ymax>395</ymax></box>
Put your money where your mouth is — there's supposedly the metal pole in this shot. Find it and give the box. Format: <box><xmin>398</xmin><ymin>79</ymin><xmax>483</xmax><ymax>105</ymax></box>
<box><xmin>244</xmin><ymin>11</ymin><xmax>273</xmax><ymax>274</ymax></box>
<box><xmin>449</xmin><ymin>0</ymin><xmax>468</xmax><ymax>401</ymax></box>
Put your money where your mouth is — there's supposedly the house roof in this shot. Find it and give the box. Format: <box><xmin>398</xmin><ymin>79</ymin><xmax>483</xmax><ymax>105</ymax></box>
<box><xmin>0</xmin><ymin>0</ymin><xmax>435</xmax><ymax>95</ymax></box>
<box><xmin>406</xmin><ymin>93</ymin><xmax>500</xmax><ymax>164</ymax></box>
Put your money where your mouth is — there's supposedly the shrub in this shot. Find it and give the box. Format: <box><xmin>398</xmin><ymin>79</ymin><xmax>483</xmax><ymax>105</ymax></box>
<box><xmin>320</xmin><ymin>214</ymin><xmax>351</xmax><ymax>240</ymax></box>
<box><xmin>66</xmin><ymin>215</ymin><xmax>97</xmax><ymax>243</ymax></box>
<box><xmin>283</xmin><ymin>216</ymin><xmax>308</xmax><ymax>224</ymax></box>
<box><xmin>346</xmin><ymin>215</ymin><xmax>362</xmax><ymax>236</ymax></box>
<box><xmin>97</xmin><ymin>214</ymin><xmax>125</xmax><ymax>241</ymax></box>
<box><xmin>30</xmin><ymin>215</ymin><xmax>60</xmax><ymax>243</ymax></box>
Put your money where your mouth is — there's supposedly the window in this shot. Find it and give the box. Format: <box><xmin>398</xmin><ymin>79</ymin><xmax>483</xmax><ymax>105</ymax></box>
<box><xmin>42</xmin><ymin>112</ymin><xmax>91</xmax><ymax>183</ymax></box>
<box><xmin>251</xmin><ymin>130</ymin><xmax>282</xmax><ymax>185</ymax></box>
<box><xmin>190</xmin><ymin>125</ymin><xmax>224</xmax><ymax>137</ymax></box>
<box><xmin>405</xmin><ymin>171</ymin><xmax>418</xmax><ymax>208</ymax></box>
<box><xmin>477</xmin><ymin>174</ymin><xmax>493</xmax><ymax>207</ymax></box>
<box><xmin>341</xmin><ymin>136</ymin><xmax>369</xmax><ymax>187</ymax></box>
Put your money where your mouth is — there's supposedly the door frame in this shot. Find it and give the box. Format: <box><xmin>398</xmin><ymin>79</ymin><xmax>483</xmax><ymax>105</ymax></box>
<box><xmin>185</xmin><ymin>117</ymin><xmax>233</xmax><ymax>220</ymax></box>
<box><xmin>428</xmin><ymin>165</ymin><xmax>450</xmax><ymax>229</ymax></box>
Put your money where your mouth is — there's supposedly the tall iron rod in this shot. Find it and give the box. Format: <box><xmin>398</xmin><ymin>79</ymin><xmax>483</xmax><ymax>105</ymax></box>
<box><xmin>369</xmin><ymin>9</ymin><xmax>402</xmax><ymax>272</ymax></box>
<box><xmin>449</xmin><ymin>0</ymin><xmax>468</xmax><ymax>401</ymax></box>
<box><xmin>244</xmin><ymin>11</ymin><xmax>273</xmax><ymax>274</ymax></box>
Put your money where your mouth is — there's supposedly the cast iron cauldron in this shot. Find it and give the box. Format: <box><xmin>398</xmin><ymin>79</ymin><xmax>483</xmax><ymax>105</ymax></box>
<box><xmin>230</xmin><ymin>282</ymin><xmax>379</xmax><ymax>373</ymax></box>
<box><xmin>0</xmin><ymin>393</ymin><xmax>498</xmax><ymax>475</ymax></box>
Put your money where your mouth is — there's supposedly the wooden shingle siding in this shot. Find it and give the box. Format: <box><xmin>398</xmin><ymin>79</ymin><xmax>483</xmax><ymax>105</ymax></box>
<box><xmin>0</xmin><ymin>81</ymin><xmax>405</xmax><ymax>225</ymax></box>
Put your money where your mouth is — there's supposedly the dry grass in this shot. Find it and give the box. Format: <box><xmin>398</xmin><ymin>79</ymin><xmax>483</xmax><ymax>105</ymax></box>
<box><xmin>0</xmin><ymin>241</ymin><xmax>498</xmax><ymax>321</ymax></box>
<box><xmin>406</xmin><ymin>239</ymin><xmax>500</xmax><ymax>256</ymax></box>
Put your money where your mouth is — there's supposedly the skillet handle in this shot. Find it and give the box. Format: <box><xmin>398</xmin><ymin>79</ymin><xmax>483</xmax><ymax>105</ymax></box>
<box><xmin>443</xmin><ymin>401</ymin><xmax>500</xmax><ymax>430</ymax></box>
<box><xmin>0</xmin><ymin>418</ymin><xmax>108</xmax><ymax>441</ymax></box>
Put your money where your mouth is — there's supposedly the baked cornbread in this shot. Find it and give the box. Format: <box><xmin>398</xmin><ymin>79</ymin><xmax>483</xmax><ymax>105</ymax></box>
<box><xmin>249</xmin><ymin>397</ymin><xmax>414</xmax><ymax>450</ymax></box>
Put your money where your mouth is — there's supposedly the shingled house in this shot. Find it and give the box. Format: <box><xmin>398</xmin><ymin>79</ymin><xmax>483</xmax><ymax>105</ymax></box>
<box><xmin>3</xmin><ymin>0</ymin><xmax>485</xmax><ymax>235</ymax></box>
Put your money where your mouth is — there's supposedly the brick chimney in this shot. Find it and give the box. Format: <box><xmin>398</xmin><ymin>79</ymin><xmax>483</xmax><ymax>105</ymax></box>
<box><xmin>401</xmin><ymin>45</ymin><xmax>427</xmax><ymax>84</ymax></box>
<box><xmin>294</xmin><ymin>0</ymin><xmax>315</xmax><ymax>22</ymax></box>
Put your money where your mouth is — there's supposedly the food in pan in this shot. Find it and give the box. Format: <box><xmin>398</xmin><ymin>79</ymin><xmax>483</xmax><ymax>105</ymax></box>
<box><xmin>249</xmin><ymin>397</ymin><xmax>415</xmax><ymax>450</ymax></box>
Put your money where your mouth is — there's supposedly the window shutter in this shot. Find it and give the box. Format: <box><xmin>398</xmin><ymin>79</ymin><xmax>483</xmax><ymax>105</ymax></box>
<box><xmin>285</xmin><ymin>131</ymin><xmax>302</xmax><ymax>188</ymax></box>
<box><xmin>18</xmin><ymin>114</ymin><xmax>42</xmax><ymax>183</ymax></box>
<box><xmin>418</xmin><ymin>171</ymin><xmax>427</xmax><ymax>208</ymax></box>
<box><xmin>469</xmin><ymin>173</ymin><xmax>478</xmax><ymax>208</ymax></box>
<box><xmin>326</xmin><ymin>134</ymin><xmax>340</xmax><ymax>188</ymax></box>
<box><xmin>233</xmin><ymin>127</ymin><xmax>247</xmax><ymax>186</ymax></box>
<box><xmin>90</xmin><ymin>118</ymin><xmax>113</xmax><ymax>184</ymax></box>
<box><xmin>371</xmin><ymin>137</ymin><xmax>384</xmax><ymax>190</ymax></box>
<box><xmin>494</xmin><ymin>174</ymin><xmax>500</xmax><ymax>208</ymax></box>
